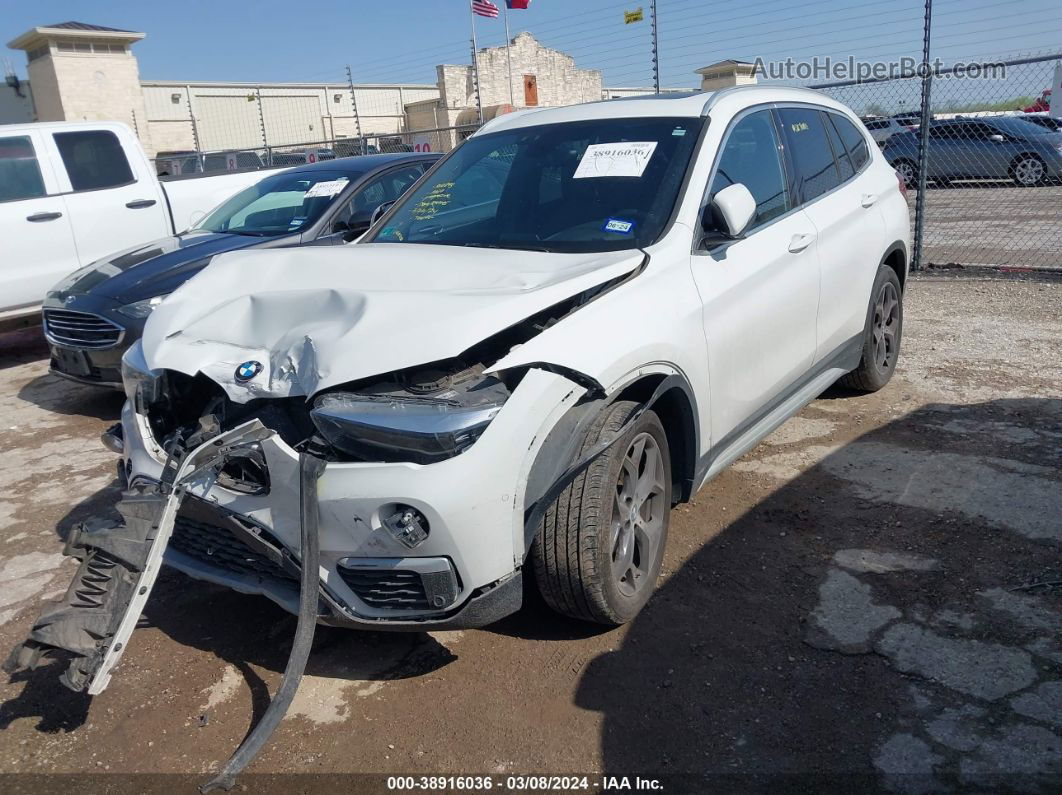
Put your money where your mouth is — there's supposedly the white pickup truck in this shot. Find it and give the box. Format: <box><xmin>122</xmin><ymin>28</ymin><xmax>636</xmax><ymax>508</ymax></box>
<box><xmin>1</xmin><ymin>121</ymin><xmax>280</xmax><ymax>329</ymax></box>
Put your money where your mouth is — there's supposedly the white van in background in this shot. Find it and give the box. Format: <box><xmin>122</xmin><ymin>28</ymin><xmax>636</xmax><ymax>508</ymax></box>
<box><xmin>0</xmin><ymin>121</ymin><xmax>281</xmax><ymax>330</ymax></box>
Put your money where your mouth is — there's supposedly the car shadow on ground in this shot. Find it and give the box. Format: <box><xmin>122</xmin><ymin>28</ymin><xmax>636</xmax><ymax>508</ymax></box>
<box><xmin>16</xmin><ymin>373</ymin><xmax>124</xmax><ymax>421</ymax></box>
<box><xmin>0</xmin><ymin>326</ymin><xmax>47</xmax><ymax>371</ymax></box>
<box><xmin>575</xmin><ymin>397</ymin><xmax>1061</xmax><ymax>790</ymax></box>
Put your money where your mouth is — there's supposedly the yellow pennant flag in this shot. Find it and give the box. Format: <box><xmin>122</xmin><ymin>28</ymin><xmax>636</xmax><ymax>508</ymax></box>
<box><xmin>624</xmin><ymin>7</ymin><xmax>644</xmax><ymax>24</ymax></box>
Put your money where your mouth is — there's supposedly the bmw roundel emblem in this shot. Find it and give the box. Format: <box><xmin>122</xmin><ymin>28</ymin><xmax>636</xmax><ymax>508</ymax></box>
<box><xmin>234</xmin><ymin>360</ymin><xmax>263</xmax><ymax>383</ymax></box>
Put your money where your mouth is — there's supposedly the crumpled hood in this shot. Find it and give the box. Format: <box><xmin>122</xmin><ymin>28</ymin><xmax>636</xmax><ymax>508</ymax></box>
<box><xmin>141</xmin><ymin>243</ymin><xmax>643</xmax><ymax>402</ymax></box>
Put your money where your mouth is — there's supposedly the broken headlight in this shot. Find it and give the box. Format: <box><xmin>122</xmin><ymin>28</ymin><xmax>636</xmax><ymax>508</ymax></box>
<box><xmin>120</xmin><ymin>341</ymin><xmax>162</xmax><ymax>410</ymax></box>
<box><xmin>310</xmin><ymin>375</ymin><xmax>510</xmax><ymax>464</ymax></box>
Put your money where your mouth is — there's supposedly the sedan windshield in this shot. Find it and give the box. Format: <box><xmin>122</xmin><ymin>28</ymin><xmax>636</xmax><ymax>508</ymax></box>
<box><xmin>196</xmin><ymin>170</ymin><xmax>358</xmax><ymax>236</ymax></box>
<box><xmin>367</xmin><ymin>117</ymin><xmax>704</xmax><ymax>253</ymax></box>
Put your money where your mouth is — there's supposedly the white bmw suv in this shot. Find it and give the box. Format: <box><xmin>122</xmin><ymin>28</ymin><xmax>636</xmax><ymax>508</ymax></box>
<box><xmin>14</xmin><ymin>86</ymin><xmax>910</xmax><ymax>688</ymax></box>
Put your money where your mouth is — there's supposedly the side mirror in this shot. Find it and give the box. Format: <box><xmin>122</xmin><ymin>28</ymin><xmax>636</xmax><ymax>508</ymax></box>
<box><xmin>702</xmin><ymin>183</ymin><xmax>756</xmax><ymax>246</ymax></box>
<box><xmin>988</xmin><ymin>134</ymin><xmax>1005</xmax><ymax>143</ymax></box>
<box><xmin>370</xmin><ymin>199</ymin><xmax>397</xmax><ymax>228</ymax></box>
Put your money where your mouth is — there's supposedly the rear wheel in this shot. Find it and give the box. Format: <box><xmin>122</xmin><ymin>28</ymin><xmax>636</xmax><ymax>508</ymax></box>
<box><xmin>531</xmin><ymin>401</ymin><xmax>671</xmax><ymax>626</ymax></box>
<box><xmin>839</xmin><ymin>265</ymin><xmax>903</xmax><ymax>393</ymax></box>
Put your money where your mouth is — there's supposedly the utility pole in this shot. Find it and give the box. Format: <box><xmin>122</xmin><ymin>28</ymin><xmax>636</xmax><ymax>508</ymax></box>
<box><xmin>469</xmin><ymin>3</ymin><xmax>483</xmax><ymax>123</ymax></box>
<box><xmin>345</xmin><ymin>65</ymin><xmax>363</xmax><ymax>140</ymax></box>
<box><xmin>912</xmin><ymin>0</ymin><xmax>933</xmax><ymax>271</ymax></box>
<box><xmin>502</xmin><ymin>1</ymin><xmax>515</xmax><ymax>106</ymax></box>
<box><xmin>650</xmin><ymin>0</ymin><xmax>660</xmax><ymax>94</ymax></box>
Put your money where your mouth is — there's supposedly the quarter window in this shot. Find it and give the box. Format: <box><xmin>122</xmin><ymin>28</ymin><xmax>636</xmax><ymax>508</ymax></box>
<box><xmin>831</xmin><ymin>113</ymin><xmax>871</xmax><ymax>171</ymax></box>
<box><xmin>53</xmin><ymin>130</ymin><xmax>134</xmax><ymax>191</ymax></box>
<box><xmin>778</xmin><ymin>107</ymin><xmax>841</xmax><ymax>202</ymax></box>
<box><xmin>707</xmin><ymin>110</ymin><xmax>791</xmax><ymax>230</ymax></box>
<box><xmin>0</xmin><ymin>136</ymin><xmax>47</xmax><ymax>202</ymax></box>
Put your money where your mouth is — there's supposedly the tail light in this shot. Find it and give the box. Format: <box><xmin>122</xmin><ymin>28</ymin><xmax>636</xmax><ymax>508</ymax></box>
<box><xmin>895</xmin><ymin>169</ymin><xmax>908</xmax><ymax>198</ymax></box>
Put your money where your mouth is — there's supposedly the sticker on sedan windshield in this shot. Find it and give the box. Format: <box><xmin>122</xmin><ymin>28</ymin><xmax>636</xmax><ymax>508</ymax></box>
<box><xmin>574</xmin><ymin>142</ymin><xmax>657</xmax><ymax>179</ymax></box>
<box><xmin>303</xmin><ymin>178</ymin><xmax>349</xmax><ymax>198</ymax></box>
<box><xmin>602</xmin><ymin>218</ymin><xmax>635</xmax><ymax>234</ymax></box>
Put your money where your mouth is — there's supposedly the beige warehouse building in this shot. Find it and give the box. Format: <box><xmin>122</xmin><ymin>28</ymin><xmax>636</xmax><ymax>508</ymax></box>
<box><xmin>4</xmin><ymin>21</ymin><xmax>748</xmax><ymax>157</ymax></box>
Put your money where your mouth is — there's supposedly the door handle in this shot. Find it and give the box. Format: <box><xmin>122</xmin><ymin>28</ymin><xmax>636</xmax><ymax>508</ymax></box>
<box><xmin>125</xmin><ymin>199</ymin><xmax>157</xmax><ymax>209</ymax></box>
<box><xmin>27</xmin><ymin>211</ymin><xmax>63</xmax><ymax>222</ymax></box>
<box><xmin>861</xmin><ymin>193</ymin><xmax>878</xmax><ymax>208</ymax></box>
<box><xmin>788</xmin><ymin>232</ymin><xmax>816</xmax><ymax>253</ymax></box>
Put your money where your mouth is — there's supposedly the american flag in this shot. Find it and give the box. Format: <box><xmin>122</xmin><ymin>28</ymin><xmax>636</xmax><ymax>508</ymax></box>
<box><xmin>472</xmin><ymin>0</ymin><xmax>500</xmax><ymax>18</ymax></box>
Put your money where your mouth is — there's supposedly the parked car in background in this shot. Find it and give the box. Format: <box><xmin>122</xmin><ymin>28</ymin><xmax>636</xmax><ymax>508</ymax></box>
<box><xmin>333</xmin><ymin>140</ymin><xmax>380</xmax><ymax>158</ymax></box>
<box><xmin>0</xmin><ymin>121</ymin><xmax>284</xmax><ymax>330</ymax></box>
<box><xmin>155</xmin><ymin>150</ymin><xmax>264</xmax><ymax>176</ymax></box>
<box><xmin>266</xmin><ymin>148</ymin><xmax>337</xmax><ymax>167</ymax></box>
<box><xmin>43</xmin><ymin>153</ymin><xmax>437</xmax><ymax>388</ymax></box>
<box><xmin>861</xmin><ymin>116</ymin><xmax>911</xmax><ymax>147</ymax></box>
<box><xmin>1023</xmin><ymin>89</ymin><xmax>1052</xmax><ymax>113</ymax></box>
<box><xmin>891</xmin><ymin>111</ymin><xmax>922</xmax><ymax>128</ymax></box>
<box><xmin>1021</xmin><ymin>115</ymin><xmax>1062</xmax><ymax>133</ymax></box>
<box><xmin>885</xmin><ymin>115</ymin><xmax>1062</xmax><ymax>187</ymax></box>
<box><xmin>97</xmin><ymin>85</ymin><xmax>909</xmax><ymax>653</ymax></box>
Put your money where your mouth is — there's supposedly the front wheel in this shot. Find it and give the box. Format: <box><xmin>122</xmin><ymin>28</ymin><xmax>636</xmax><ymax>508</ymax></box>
<box><xmin>531</xmin><ymin>401</ymin><xmax>671</xmax><ymax>626</ymax></box>
<box><xmin>839</xmin><ymin>264</ymin><xmax>903</xmax><ymax>393</ymax></box>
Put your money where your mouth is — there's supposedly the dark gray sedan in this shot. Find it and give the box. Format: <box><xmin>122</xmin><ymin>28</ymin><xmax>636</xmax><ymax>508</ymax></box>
<box><xmin>884</xmin><ymin>116</ymin><xmax>1062</xmax><ymax>188</ymax></box>
<box><xmin>43</xmin><ymin>152</ymin><xmax>438</xmax><ymax>388</ymax></box>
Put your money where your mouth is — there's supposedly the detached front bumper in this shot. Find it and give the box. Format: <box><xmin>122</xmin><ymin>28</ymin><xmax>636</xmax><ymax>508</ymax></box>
<box><xmin>121</xmin><ymin>368</ymin><xmax>586</xmax><ymax>629</ymax></box>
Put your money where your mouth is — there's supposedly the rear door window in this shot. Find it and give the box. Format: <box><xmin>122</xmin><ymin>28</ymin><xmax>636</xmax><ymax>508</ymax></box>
<box><xmin>822</xmin><ymin>113</ymin><xmax>855</xmax><ymax>181</ymax></box>
<box><xmin>0</xmin><ymin>135</ymin><xmax>47</xmax><ymax>202</ymax></box>
<box><xmin>831</xmin><ymin>113</ymin><xmax>871</xmax><ymax>170</ymax></box>
<box><xmin>777</xmin><ymin>107</ymin><xmax>841</xmax><ymax>203</ymax></box>
<box><xmin>53</xmin><ymin>130</ymin><xmax>135</xmax><ymax>191</ymax></box>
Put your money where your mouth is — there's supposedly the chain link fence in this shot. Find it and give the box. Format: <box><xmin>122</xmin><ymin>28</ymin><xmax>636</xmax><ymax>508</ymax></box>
<box><xmin>812</xmin><ymin>53</ymin><xmax>1061</xmax><ymax>271</ymax></box>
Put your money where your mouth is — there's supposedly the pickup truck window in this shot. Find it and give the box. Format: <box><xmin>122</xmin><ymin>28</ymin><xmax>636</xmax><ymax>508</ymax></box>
<box><xmin>0</xmin><ymin>136</ymin><xmax>46</xmax><ymax>202</ymax></box>
<box><xmin>53</xmin><ymin>130</ymin><xmax>135</xmax><ymax>192</ymax></box>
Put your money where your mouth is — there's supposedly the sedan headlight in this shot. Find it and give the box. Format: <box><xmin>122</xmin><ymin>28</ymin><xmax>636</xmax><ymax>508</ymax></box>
<box><xmin>116</xmin><ymin>294</ymin><xmax>170</xmax><ymax>320</ymax></box>
<box><xmin>310</xmin><ymin>378</ymin><xmax>510</xmax><ymax>464</ymax></box>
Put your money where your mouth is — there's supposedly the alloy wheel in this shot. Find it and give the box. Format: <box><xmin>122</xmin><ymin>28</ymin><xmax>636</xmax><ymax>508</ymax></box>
<box><xmin>610</xmin><ymin>432</ymin><xmax>666</xmax><ymax>598</ymax></box>
<box><xmin>872</xmin><ymin>281</ymin><xmax>900</xmax><ymax>371</ymax></box>
<box><xmin>1013</xmin><ymin>157</ymin><xmax>1044</xmax><ymax>187</ymax></box>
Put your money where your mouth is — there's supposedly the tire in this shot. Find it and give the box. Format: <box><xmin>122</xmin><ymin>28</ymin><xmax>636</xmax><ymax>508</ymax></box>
<box><xmin>892</xmin><ymin>159</ymin><xmax>917</xmax><ymax>188</ymax></box>
<box><xmin>531</xmin><ymin>400</ymin><xmax>672</xmax><ymax>626</ymax></box>
<box><xmin>1010</xmin><ymin>154</ymin><xmax>1046</xmax><ymax>187</ymax></box>
<box><xmin>839</xmin><ymin>264</ymin><xmax>903</xmax><ymax>393</ymax></box>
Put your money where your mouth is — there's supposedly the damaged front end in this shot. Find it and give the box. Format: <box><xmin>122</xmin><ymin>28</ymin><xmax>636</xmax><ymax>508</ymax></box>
<box><xmin>4</xmin><ymin>420</ymin><xmax>276</xmax><ymax>695</ymax></box>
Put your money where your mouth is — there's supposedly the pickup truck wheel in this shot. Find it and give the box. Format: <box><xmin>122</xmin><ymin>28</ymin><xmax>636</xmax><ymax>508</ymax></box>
<box><xmin>531</xmin><ymin>400</ymin><xmax>671</xmax><ymax>626</ymax></box>
<box><xmin>839</xmin><ymin>264</ymin><xmax>903</xmax><ymax>393</ymax></box>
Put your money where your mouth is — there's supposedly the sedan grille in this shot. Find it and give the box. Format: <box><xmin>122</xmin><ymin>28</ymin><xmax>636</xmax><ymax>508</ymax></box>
<box><xmin>338</xmin><ymin>569</ymin><xmax>431</xmax><ymax>610</ymax></box>
<box><xmin>169</xmin><ymin>515</ymin><xmax>298</xmax><ymax>587</ymax></box>
<box><xmin>43</xmin><ymin>309</ymin><xmax>122</xmax><ymax>349</ymax></box>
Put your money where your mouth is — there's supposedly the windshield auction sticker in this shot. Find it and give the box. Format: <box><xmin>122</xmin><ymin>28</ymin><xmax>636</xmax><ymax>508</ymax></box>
<box><xmin>304</xmin><ymin>178</ymin><xmax>349</xmax><ymax>198</ymax></box>
<box><xmin>574</xmin><ymin>142</ymin><xmax>657</xmax><ymax>178</ymax></box>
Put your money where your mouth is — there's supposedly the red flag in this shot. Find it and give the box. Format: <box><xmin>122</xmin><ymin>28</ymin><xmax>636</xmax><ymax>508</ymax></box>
<box><xmin>506</xmin><ymin>0</ymin><xmax>531</xmax><ymax>8</ymax></box>
<box><xmin>472</xmin><ymin>0</ymin><xmax>500</xmax><ymax>17</ymax></box>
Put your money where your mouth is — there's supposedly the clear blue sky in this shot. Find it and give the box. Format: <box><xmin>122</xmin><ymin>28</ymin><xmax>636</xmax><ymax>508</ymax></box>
<box><xmin>4</xmin><ymin>0</ymin><xmax>1059</xmax><ymax>91</ymax></box>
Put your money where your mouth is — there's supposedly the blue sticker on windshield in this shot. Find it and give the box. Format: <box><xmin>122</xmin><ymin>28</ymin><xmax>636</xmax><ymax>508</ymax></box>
<box><xmin>603</xmin><ymin>218</ymin><xmax>635</xmax><ymax>234</ymax></box>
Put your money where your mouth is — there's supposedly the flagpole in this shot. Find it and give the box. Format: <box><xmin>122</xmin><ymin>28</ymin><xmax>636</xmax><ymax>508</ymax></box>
<box><xmin>470</xmin><ymin>2</ymin><xmax>484</xmax><ymax>123</ymax></box>
<box><xmin>503</xmin><ymin>2</ymin><xmax>515</xmax><ymax>106</ymax></box>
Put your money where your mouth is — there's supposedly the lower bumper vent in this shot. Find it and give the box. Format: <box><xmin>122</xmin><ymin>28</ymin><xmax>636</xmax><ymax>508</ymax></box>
<box><xmin>338</xmin><ymin>569</ymin><xmax>431</xmax><ymax>610</ymax></box>
<box><xmin>170</xmin><ymin>515</ymin><xmax>297</xmax><ymax>587</ymax></box>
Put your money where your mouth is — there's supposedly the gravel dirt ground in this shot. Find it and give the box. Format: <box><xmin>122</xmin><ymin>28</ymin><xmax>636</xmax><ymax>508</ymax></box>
<box><xmin>0</xmin><ymin>274</ymin><xmax>1059</xmax><ymax>792</ymax></box>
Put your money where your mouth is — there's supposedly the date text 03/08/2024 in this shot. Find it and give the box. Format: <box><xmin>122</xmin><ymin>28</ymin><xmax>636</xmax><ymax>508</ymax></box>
<box><xmin>386</xmin><ymin>775</ymin><xmax>665</xmax><ymax>791</ymax></box>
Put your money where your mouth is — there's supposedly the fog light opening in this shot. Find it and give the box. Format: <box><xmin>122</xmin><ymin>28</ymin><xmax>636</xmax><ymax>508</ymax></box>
<box><xmin>383</xmin><ymin>505</ymin><xmax>430</xmax><ymax>549</ymax></box>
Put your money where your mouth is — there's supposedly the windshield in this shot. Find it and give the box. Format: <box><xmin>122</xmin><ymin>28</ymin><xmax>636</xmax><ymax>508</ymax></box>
<box><xmin>367</xmin><ymin>117</ymin><xmax>704</xmax><ymax>253</ymax></box>
<box><xmin>196</xmin><ymin>170</ymin><xmax>358</xmax><ymax>236</ymax></box>
<box><xmin>991</xmin><ymin>117</ymin><xmax>1061</xmax><ymax>138</ymax></box>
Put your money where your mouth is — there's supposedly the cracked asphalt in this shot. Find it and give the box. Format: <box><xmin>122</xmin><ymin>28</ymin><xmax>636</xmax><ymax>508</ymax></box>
<box><xmin>0</xmin><ymin>273</ymin><xmax>1059</xmax><ymax>791</ymax></box>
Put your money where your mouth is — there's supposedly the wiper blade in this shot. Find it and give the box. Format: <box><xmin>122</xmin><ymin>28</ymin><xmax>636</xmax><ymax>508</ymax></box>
<box><xmin>460</xmin><ymin>242</ymin><xmax>552</xmax><ymax>253</ymax></box>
